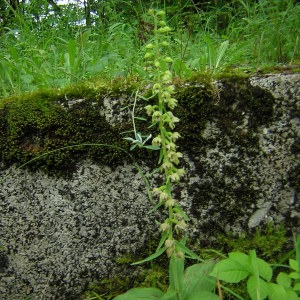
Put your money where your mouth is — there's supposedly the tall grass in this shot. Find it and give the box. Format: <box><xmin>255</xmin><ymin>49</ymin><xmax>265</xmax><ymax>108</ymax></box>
<box><xmin>0</xmin><ymin>0</ymin><xmax>299</xmax><ymax>97</ymax></box>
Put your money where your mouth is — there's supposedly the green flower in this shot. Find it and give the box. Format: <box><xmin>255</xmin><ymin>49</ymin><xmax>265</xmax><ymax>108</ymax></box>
<box><xmin>152</xmin><ymin>135</ymin><xmax>162</xmax><ymax>146</ymax></box>
<box><xmin>145</xmin><ymin>105</ymin><xmax>154</xmax><ymax>116</ymax></box>
<box><xmin>152</xmin><ymin>83</ymin><xmax>161</xmax><ymax>94</ymax></box>
<box><xmin>169</xmin><ymin>172</ymin><xmax>180</xmax><ymax>182</ymax></box>
<box><xmin>152</xmin><ymin>111</ymin><xmax>162</xmax><ymax>122</ymax></box>
<box><xmin>165</xmin><ymin>239</ymin><xmax>174</xmax><ymax>249</ymax></box>
<box><xmin>167</xmin><ymin>151</ymin><xmax>183</xmax><ymax>164</ymax></box>
<box><xmin>159</xmin><ymin>222</ymin><xmax>170</xmax><ymax>232</ymax></box>
<box><xmin>164</xmin><ymin>112</ymin><xmax>179</xmax><ymax>129</ymax></box>
<box><xmin>166</xmin><ymin>142</ymin><xmax>176</xmax><ymax>151</ymax></box>
<box><xmin>169</xmin><ymin>169</ymin><xmax>185</xmax><ymax>182</ymax></box>
<box><xmin>166</xmin><ymin>85</ymin><xmax>175</xmax><ymax>93</ymax></box>
<box><xmin>175</xmin><ymin>220</ymin><xmax>187</xmax><ymax>231</ymax></box>
<box><xmin>165</xmin><ymin>198</ymin><xmax>175</xmax><ymax>208</ymax></box>
<box><xmin>161</xmin><ymin>161</ymin><xmax>173</xmax><ymax>171</ymax></box>
<box><xmin>170</xmin><ymin>132</ymin><xmax>181</xmax><ymax>141</ymax></box>
<box><xmin>162</xmin><ymin>70</ymin><xmax>172</xmax><ymax>83</ymax></box>
<box><xmin>159</xmin><ymin>191</ymin><xmax>169</xmax><ymax>202</ymax></box>
<box><xmin>161</xmin><ymin>91</ymin><xmax>171</xmax><ymax>101</ymax></box>
<box><xmin>167</xmin><ymin>98</ymin><xmax>178</xmax><ymax>109</ymax></box>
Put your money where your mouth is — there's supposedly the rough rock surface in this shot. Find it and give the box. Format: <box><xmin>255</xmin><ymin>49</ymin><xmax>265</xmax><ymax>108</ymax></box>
<box><xmin>0</xmin><ymin>74</ymin><xmax>299</xmax><ymax>299</ymax></box>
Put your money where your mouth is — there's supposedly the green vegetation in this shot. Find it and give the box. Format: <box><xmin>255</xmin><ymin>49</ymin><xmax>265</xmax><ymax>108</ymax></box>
<box><xmin>0</xmin><ymin>0</ymin><xmax>299</xmax><ymax>97</ymax></box>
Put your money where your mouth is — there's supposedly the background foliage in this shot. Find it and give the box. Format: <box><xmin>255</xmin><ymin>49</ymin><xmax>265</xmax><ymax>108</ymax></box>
<box><xmin>0</xmin><ymin>0</ymin><xmax>299</xmax><ymax>97</ymax></box>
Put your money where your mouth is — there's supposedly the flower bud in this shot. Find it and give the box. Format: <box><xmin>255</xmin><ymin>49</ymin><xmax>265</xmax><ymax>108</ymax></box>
<box><xmin>159</xmin><ymin>223</ymin><xmax>170</xmax><ymax>232</ymax></box>
<box><xmin>176</xmin><ymin>251</ymin><xmax>185</xmax><ymax>259</ymax></box>
<box><xmin>144</xmin><ymin>52</ymin><xmax>153</xmax><ymax>59</ymax></box>
<box><xmin>157</xmin><ymin>26</ymin><xmax>171</xmax><ymax>33</ymax></box>
<box><xmin>165</xmin><ymin>57</ymin><xmax>173</xmax><ymax>63</ymax></box>
<box><xmin>161</xmin><ymin>41</ymin><xmax>170</xmax><ymax>47</ymax></box>
<box><xmin>145</xmin><ymin>43</ymin><xmax>154</xmax><ymax>49</ymax></box>
<box><xmin>166</xmin><ymin>247</ymin><xmax>174</xmax><ymax>257</ymax></box>
<box><xmin>164</xmin><ymin>239</ymin><xmax>174</xmax><ymax>248</ymax></box>
<box><xmin>156</xmin><ymin>10</ymin><xmax>165</xmax><ymax>17</ymax></box>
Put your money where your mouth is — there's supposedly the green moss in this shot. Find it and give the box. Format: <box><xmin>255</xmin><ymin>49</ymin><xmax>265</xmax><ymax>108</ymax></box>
<box><xmin>217</xmin><ymin>223</ymin><xmax>287</xmax><ymax>261</ymax></box>
<box><xmin>0</xmin><ymin>78</ymin><xmax>145</xmax><ymax>176</ymax></box>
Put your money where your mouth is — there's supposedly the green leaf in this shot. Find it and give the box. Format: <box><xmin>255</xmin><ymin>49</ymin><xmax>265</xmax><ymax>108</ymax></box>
<box><xmin>182</xmin><ymin>261</ymin><xmax>218</xmax><ymax>300</ymax></box>
<box><xmin>159</xmin><ymin>288</ymin><xmax>177</xmax><ymax>300</ymax></box>
<box><xmin>276</xmin><ymin>272</ymin><xmax>292</xmax><ymax>288</ymax></box>
<box><xmin>185</xmin><ymin>291</ymin><xmax>219</xmax><ymax>300</ymax></box>
<box><xmin>247</xmin><ymin>275</ymin><xmax>269</xmax><ymax>300</ymax></box>
<box><xmin>228</xmin><ymin>252</ymin><xmax>251</xmax><ymax>271</ymax></box>
<box><xmin>268</xmin><ymin>283</ymin><xmax>299</xmax><ymax>300</ymax></box>
<box><xmin>289</xmin><ymin>272</ymin><xmax>300</xmax><ymax>280</ymax></box>
<box><xmin>293</xmin><ymin>282</ymin><xmax>300</xmax><ymax>292</ymax></box>
<box><xmin>215</xmin><ymin>40</ymin><xmax>229</xmax><ymax>69</ymax></box>
<box><xmin>131</xmin><ymin>246</ymin><xmax>167</xmax><ymax>265</ymax></box>
<box><xmin>113</xmin><ymin>287</ymin><xmax>164</xmax><ymax>300</ymax></box>
<box><xmin>174</xmin><ymin>240</ymin><xmax>203</xmax><ymax>262</ymax></box>
<box><xmin>169</xmin><ymin>254</ymin><xmax>184</xmax><ymax>294</ymax></box>
<box><xmin>252</xmin><ymin>256</ymin><xmax>273</xmax><ymax>282</ymax></box>
<box><xmin>211</xmin><ymin>258</ymin><xmax>250</xmax><ymax>283</ymax></box>
<box><xmin>143</xmin><ymin>145</ymin><xmax>160</xmax><ymax>150</ymax></box>
<box><xmin>290</xmin><ymin>259</ymin><xmax>299</xmax><ymax>272</ymax></box>
<box><xmin>134</xmin><ymin>116</ymin><xmax>147</xmax><ymax>121</ymax></box>
<box><xmin>156</xmin><ymin>231</ymin><xmax>168</xmax><ymax>252</ymax></box>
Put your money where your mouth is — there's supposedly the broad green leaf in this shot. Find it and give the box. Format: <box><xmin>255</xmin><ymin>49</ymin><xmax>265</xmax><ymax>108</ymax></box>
<box><xmin>185</xmin><ymin>291</ymin><xmax>219</xmax><ymax>300</ymax></box>
<box><xmin>131</xmin><ymin>246</ymin><xmax>167</xmax><ymax>265</ymax></box>
<box><xmin>290</xmin><ymin>259</ymin><xmax>299</xmax><ymax>272</ymax></box>
<box><xmin>276</xmin><ymin>272</ymin><xmax>292</xmax><ymax>288</ymax></box>
<box><xmin>169</xmin><ymin>254</ymin><xmax>184</xmax><ymax>294</ymax></box>
<box><xmin>113</xmin><ymin>287</ymin><xmax>164</xmax><ymax>300</ymax></box>
<box><xmin>247</xmin><ymin>275</ymin><xmax>269</xmax><ymax>300</ymax></box>
<box><xmin>293</xmin><ymin>282</ymin><xmax>300</xmax><ymax>292</ymax></box>
<box><xmin>268</xmin><ymin>283</ymin><xmax>298</xmax><ymax>300</ymax></box>
<box><xmin>160</xmin><ymin>288</ymin><xmax>177</xmax><ymax>300</ymax></box>
<box><xmin>253</xmin><ymin>257</ymin><xmax>273</xmax><ymax>282</ymax></box>
<box><xmin>156</xmin><ymin>231</ymin><xmax>168</xmax><ymax>252</ymax></box>
<box><xmin>215</xmin><ymin>40</ymin><xmax>229</xmax><ymax>69</ymax></box>
<box><xmin>211</xmin><ymin>258</ymin><xmax>250</xmax><ymax>283</ymax></box>
<box><xmin>296</xmin><ymin>234</ymin><xmax>300</xmax><ymax>277</ymax></box>
<box><xmin>228</xmin><ymin>252</ymin><xmax>251</xmax><ymax>271</ymax></box>
<box><xmin>289</xmin><ymin>271</ymin><xmax>300</xmax><ymax>280</ymax></box>
<box><xmin>182</xmin><ymin>261</ymin><xmax>217</xmax><ymax>299</ymax></box>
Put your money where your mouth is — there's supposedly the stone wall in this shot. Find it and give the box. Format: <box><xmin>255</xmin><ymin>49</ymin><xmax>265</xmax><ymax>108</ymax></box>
<box><xmin>0</xmin><ymin>74</ymin><xmax>299</xmax><ymax>299</ymax></box>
